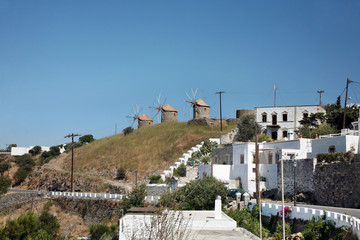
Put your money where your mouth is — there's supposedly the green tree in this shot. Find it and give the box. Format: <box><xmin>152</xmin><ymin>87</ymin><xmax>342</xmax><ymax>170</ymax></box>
<box><xmin>15</xmin><ymin>154</ymin><xmax>35</xmax><ymax>168</ymax></box>
<box><xmin>199</xmin><ymin>140</ymin><xmax>218</xmax><ymax>156</ymax></box>
<box><xmin>299</xmin><ymin>123</ymin><xmax>337</xmax><ymax>138</ymax></box>
<box><xmin>1</xmin><ymin>211</ymin><xmax>40</xmax><ymax>240</ymax></box>
<box><xmin>89</xmin><ymin>223</ymin><xmax>111</xmax><ymax>240</ymax></box>
<box><xmin>119</xmin><ymin>183</ymin><xmax>147</xmax><ymax>213</ymax></box>
<box><xmin>161</xmin><ymin>176</ymin><xmax>228</xmax><ymax>210</ymax></box>
<box><xmin>235</xmin><ymin>114</ymin><xmax>261</xmax><ymax>142</ymax></box>
<box><xmin>39</xmin><ymin>212</ymin><xmax>60</xmax><ymax>239</ymax></box>
<box><xmin>116</xmin><ymin>168</ymin><xmax>126</xmax><ymax>180</ymax></box>
<box><xmin>272</xmin><ymin>222</ymin><xmax>291</xmax><ymax>240</ymax></box>
<box><xmin>6</xmin><ymin>144</ymin><xmax>17</xmax><ymax>152</ymax></box>
<box><xmin>0</xmin><ymin>176</ymin><xmax>11</xmax><ymax>195</ymax></box>
<box><xmin>14</xmin><ymin>167</ymin><xmax>32</xmax><ymax>185</ymax></box>
<box><xmin>79</xmin><ymin>134</ymin><xmax>95</xmax><ymax>144</ymax></box>
<box><xmin>123</xmin><ymin>126</ymin><xmax>134</xmax><ymax>136</ymax></box>
<box><xmin>29</xmin><ymin>146</ymin><xmax>42</xmax><ymax>156</ymax></box>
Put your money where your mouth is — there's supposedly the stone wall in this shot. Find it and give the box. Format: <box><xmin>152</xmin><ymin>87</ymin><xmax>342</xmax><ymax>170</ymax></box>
<box><xmin>314</xmin><ymin>161</ymin><xmax>360</xmax><ymax>208</ymax></box>
<box><xmin>147</xmin><ymin>184</ymin><xmax>170</xmax><ymax>196</ymax></box>
<box><xmin>0</xmin><ymin>193</ymin><xmax>43</xmax><ymax>215</ymax></box>
<box><xmin>277</xmin><ymin>159</ymin><xmax>316</xmax><ymax>198</ymax></box>
<box><xmin>212</xmin><ymin>146</ymin><xmax>233</xmax><ymax>164</ymax></box>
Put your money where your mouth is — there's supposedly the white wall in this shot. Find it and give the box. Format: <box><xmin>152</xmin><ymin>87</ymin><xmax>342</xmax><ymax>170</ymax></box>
<box><xmin>310</xmin><ymin>135</ymin><xmax>359</xmax><ymax>158</ymax></box>
<box><xmin>11</xmin><ymin>146</ymin><xmax>63</xmax><ymax>156</ymax></box>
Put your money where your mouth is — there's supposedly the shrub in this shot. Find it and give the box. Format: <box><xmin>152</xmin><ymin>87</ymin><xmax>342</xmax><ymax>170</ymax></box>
<box><xmin>272</xmin><ymin>222</ymin><xmax>291</xmax><ymax>240</ymax></box>
<box><xmin>161</xmin><ymin>176</ymin><xmax>228</xmax><ymax>210</ymax></box>
<box><xmin>89</xmin><ymin>223</ymin><xmax>111</xmax><ymax>240</ymax></box>
<box><xmin>0</xmin><ymin>163</ymin><xmax>10</xmax><ymax>176</ymax></box>
<box><xmin>116</xmin><ymin>168</ymin><xmax>126</xmax><ymax>180</ymax></box>
<box><xmin>235</xmin><ymin>115</ymin><xmax>261</xmax><ymax>142</ymax></box>
<box><xmin>15</xmin><ymin>154</ymin><xmax>35</xmax><ymax>168</ymax></box>
<box><xmin>200</xmin><ymin>155</ymin><xmax>211</xmax><ymax>164</ymax></box>
<box><xmin>123</xmin><ymin>126</ymin><xmax>134</xmax><ymax>136</ymax></box>
<box><xmin>317</xmin><ymin>150</ymin><xmax>354</xmax><ymax>163</ymax></box>
<box><xmin>199</xmin><ymin>140</ymin><xmax>218</xmax><ymax>156</ymax></box>
<box><xmin>173</xmin><ymin>166</ymin><xmax>186</xmax><ymax>177</ymax></box>
<box><xmin>0</xmin><ymin>176</ymin><xmax>11</xmax><ymax>195</ymax></box>
<box><xmin>119</xmin><ymin>184</ymin><xmax>147</xmax><ymax>213</ymax></box>
<box><xmin>79</xmin><ymin>134</ymin><xmax>95</xmax><ymax>144</ymax></box>
<box><xmin>29</xmin><ymin>146</ymin><xmax>42</xmax><ymax>156</ymax></box>
<box><xmin>39</xmin><ymin>212</ymin><xmax>60</xmax><ymax>238</ymax></box>
<box><xmin>149</xmin><ymin>174</ymin><xmax>162</xmax><ymax>183</ymax></box>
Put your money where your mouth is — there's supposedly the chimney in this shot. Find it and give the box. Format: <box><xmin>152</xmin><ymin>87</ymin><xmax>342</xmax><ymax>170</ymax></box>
<box><xmin>214</xmin><ymin>195</ymin><xmax>222</xmax><ymax>219</ymax></box>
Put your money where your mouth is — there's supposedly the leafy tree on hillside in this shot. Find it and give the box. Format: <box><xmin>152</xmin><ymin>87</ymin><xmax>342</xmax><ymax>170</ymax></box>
<box><xmin>29</xmin><ymin>146</ymin><xmax>42</xmax><ymax>156</ymax></box>
<box><xmin>123</xmin><ymin>126</ymin><xmax>134</xmax><ymax>136</ymax></box>
<box><xmin>79</xmin><ymin>134</ymin><xmax>95</xmax><ymax>144</ymax></box>
<box><xmin>15</xmin><ymin>154</ymin><xmax>35</xmax><ymax>168</ymax></box>
<box><xmin>0</xmin><ymin>176</ymin><xmax>11</xmax><ymax>195</ymax></box>
<box><xmin>0</xmin><ymin>163</ymin><xmax>10</xmax><ymax>176</ymax></box>
<box><xmin>234</xmin><ymin>114</ymin><xmax>261</xmax><ymax>142</ymax></box>
<box><xmin>6</xmin><ymin>144</ymin><xmax>17</xmax><ymax>152</ymax></box>
<box><xmin>119</xmin><ymin>183</ymin><xmax>147</xmax><ymax>213</ymax></box>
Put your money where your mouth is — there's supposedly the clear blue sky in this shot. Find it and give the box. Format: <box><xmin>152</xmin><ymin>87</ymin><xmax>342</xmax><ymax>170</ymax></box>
<box><xmin>1</xmin><ymin>0</ymin><xmax>359</xmax><ymax>148</ymax></box>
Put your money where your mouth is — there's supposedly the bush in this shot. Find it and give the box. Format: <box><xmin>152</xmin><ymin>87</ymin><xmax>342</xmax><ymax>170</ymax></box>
<box><xmin>39</xmin><ymin>212</ymin><xmax>60</xmax><ymax>238</ymax></box>
<box><xmin>119</xmin><ymin>184</ymin><xmax>147</xmax><ymax>213</ymax></box>
<box><xmin>0</xmin><ymin>163</ymin><xmax>10</xmax><ymax>176</ymax></box>
<box><xmin>29</xmin><ymin>146</ymin><xmax>42</xmax><ymax>156</ymax></box>
<box><xmin>149</xmin><ymin>174</ymin><xmax>163</xmax><ymax>183</ymax></box>
<box><xmin>116</xmin><ymin>168</ymin><xmax>126</xmax><ymax>180</ymax></box>
<box><xmin>79</xmin><ymin>134</ymin><xmax>95</xmax><ymax>144</ymax></box>
<box><xmin>173</xmin><ymin>166</ymin><xmax>186</xmax><ymax>177</ymax></box>
<box><xmin>123</xmin><ymin>126</ymin><xmax>134</xmax><ymax>136</ymax></box>
<box><xmin>89</xmin><ymin>223</ymin><xmax>111</xmax><ymax>240</ymax></box>
<box><xmin>161</xmin><ymin>176</ymin><xmax>228</xmax><ymax>210</ymax></box>
<box><xmin>272</xmin><ymin>222</ymin><xmax>291</xmax><ymax>240</ymax></box>
<box><xmin>0</xmin><ymin>176</ymin><xmax>11</xmax><ymax>195</ymax></box>
<box><xmin>200</xmin><ymin>155</ymin><xmax>211</xmax><ymax>164</ymax></box>
<box><xmin>224</xmin><ymin>207</ymin><xmax>270</xmax><ymax>238</ymax></box>
<box><xmin>15</xmin><ymin>154</ymin><xmax>35</xmax><ymax>168</ymax></box>
<box><xmin>200</xmin><ymin>140</ymin><xmax>218</xmax><ymax>156</ymax></box>
<box><xmin>14</xmin><ymin>167</ymin><xmax>32</xmax><ymax>185</ymax></box>
<box><xmin>317</xmin><ymin>150</ymin><xmax>354</xmax><ymax>163</ymax></box>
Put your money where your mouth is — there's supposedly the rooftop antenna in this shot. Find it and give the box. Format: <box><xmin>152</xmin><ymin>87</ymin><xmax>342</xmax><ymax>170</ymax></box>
<box><xmin>126</xmin><ymin>104</ymin><xmax>142</xmax><ymax>128</ymax></box>
<box><xmin>274</xmin><ymin>84</ymin><xmax>277</xmax><ymax>107</ymax></box>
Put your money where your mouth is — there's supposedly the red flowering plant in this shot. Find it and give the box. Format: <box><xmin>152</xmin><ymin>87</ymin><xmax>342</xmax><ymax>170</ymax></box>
<box><xmin>280</xmin><ymin>206</ymin><xmax>292</xmax><ymax>217</ymax></box>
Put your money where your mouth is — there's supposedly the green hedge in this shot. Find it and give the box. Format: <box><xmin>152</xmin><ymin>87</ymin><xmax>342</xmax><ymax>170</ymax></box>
<box><xmin>317</xmin><ymin>151</ymin><xmax>354</xmax><ymax>163</ymax></box>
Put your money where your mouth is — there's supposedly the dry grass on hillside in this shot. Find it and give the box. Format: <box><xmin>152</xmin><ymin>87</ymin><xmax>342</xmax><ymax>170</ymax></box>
<box><xmin>62</xmin><ymin>121</ymin><xmax>235</xmax><ymax>179</ymax></box>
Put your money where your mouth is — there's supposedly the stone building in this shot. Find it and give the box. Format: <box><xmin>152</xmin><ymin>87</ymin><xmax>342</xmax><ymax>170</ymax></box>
<box><xmin>255</xmin><ymin>105</ymin><xmax>326</xmax><ymax>141</ymax></box>
<box><xmin>138</xmin><ymin>114</ymin><xmax>153</xmax><ymax>128</ymax></box>
<box><xmin>161</xmin><ymin>104</ymin><xmax>178</xmax><ymax>122</ymax></box>
<box><xmin>193</xmin><ymin>99</ymin><xmax>210</xmax><ymax>119</ymax></box>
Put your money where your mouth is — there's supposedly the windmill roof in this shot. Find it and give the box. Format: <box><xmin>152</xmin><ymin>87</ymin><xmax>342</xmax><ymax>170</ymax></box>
<box><xmin>138</xmin><ymin>114</ymin><xmax>153</xmax><ymax>121</ymax></box>
<box><xmin>162</xmin><ymin>104</ymin><xmax>178</xmax><ymax>112</ymax></box>
<box><xmin>196</xmin><ymin>99</ymin><xmax>210</xmax><ymax>107</ymax></box>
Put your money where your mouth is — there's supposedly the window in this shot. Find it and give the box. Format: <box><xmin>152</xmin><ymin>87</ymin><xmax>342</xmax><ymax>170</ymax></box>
<box><xmin>288</xmin><ymin>154</ymin><xmax>295</xmax><ymax>160</ymax></box>
<box><xmin>283</xmin><ymin>113</ymin><xmax>288</xmax><ymax>121</ymax></box>
<box><xmin>272</xmin><ymin>114</ymin><xmax>277</xmax><ymax>125</ymax></box>
<box><xmin>262</xmin><ymin>113</ymin><xmax>267</xmax><ymax>122</ymax></box>
<box><xmin>329</xmin><ymin>145</ymin><xmax>336</xmax><ymax>153</ymax></box>
<box><xmin>252</xmin><ymin>154</ymin><xmax>255</xmax><ymax>163</ymax></box>
<box><xmin>283</xmin><ymin>131</ymin><xmax>288</xmax><ymax>138</ymax></box>
<box><xmin>275</xmin><ymin>152</ymin><xmax>280</xmax><ymax>164</ymax></box>
<box><xmin>272</xmin><ymin>131</ymin><xmax>278</xmax><ymax>140</ymax></box>
<box><xmin>268</xmin><ymin>152</ymin><xmax>273</xmax><ymax>164</ymax></box>
<box><xmin>252</xmin><ymin>168</ymin><xmax>256</xmax><ymax>173</ymax></box>
<box><xmin>240</xmin><ymin>154</ymin><xmax>244</xmax><ymax>164</ymax></box>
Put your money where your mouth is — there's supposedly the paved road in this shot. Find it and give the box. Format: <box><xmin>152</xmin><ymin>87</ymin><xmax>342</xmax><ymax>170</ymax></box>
<box><xmin>257</xmin><ymin>200</ymin><xmax>360</xmax><ymax>219</ymax></box>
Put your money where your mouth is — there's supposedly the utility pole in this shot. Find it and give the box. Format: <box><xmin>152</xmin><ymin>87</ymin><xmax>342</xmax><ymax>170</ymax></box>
<box><xmin>274</xmin><ymin>84</ymin><xmax>277</xmax><ymax>107</ymax></box>
<box><xmin>64</xmin><ymin>133</ymin><xmax>81</xmax><ymax>192</ymax></box>
<box><xmin>135</xmin><ymin>170</ymin><xmax>138</xmax><ymax>186</ymax></box>
<box><xmin>281</xmin><ymin>158</ymin><xmax>285</xmax><ymax>240</ymax></box>
<box><xmin>317</xmin><ymin>90</ymin><xmax>324</xmax><ymax>106</ymax></box>
<box><xmin>255</xmin><ymin>124</ymin><xmax>262</xmax><ymax>239</ymax></box>
<box><xmin>343</xmin><ymin>78</ymin><xmax>353</xmax><ymax>129</ymax></box>
<box><xmin>215</xmin><ymin>91</ymin><xmax>225</xmax><ymax>131</ymax></box>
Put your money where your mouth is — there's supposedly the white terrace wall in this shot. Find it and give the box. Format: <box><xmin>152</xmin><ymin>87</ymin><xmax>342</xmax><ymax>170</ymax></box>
<box><xmin>310</xmin><ymin>135</ymin><xmax>359</xmax><ymax>158</ymax></box>
<box><xmin>250</xmin><ymin>202</ymin><xmax>360</xmax><ymax>239</ymax></box>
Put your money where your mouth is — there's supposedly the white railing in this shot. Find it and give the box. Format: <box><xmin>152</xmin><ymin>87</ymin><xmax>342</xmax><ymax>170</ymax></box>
<box><xmin>50</xmin><ymin>191</ymin><xmax>124</xmax><ymax>201</ymax></box>
<box><xmin>250</xmin><ymin>202</ymin><xmax>360</xmax><ymax>238</ymax></box>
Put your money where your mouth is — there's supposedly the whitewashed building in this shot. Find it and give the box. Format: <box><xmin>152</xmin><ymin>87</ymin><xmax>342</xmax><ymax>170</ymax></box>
<box><xmin>255</xmin><ymin>105</ymin><xmax>326</xmax><ymax>141</ymax></box>
<box><xmin>199</xmin><ymin>138</ymin><xmax>312</xmax><ymax>196</ymax></box>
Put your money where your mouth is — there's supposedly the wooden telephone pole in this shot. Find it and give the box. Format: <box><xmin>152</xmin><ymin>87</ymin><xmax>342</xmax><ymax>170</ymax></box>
<box><xmin>343</xmin><ymin>78</ymin><xmax>352</xmax><ymax>129</ymax></box>
<box><xmin>215</xmin><ymin>91</ymin><xmax>225</xmax><ymax>131</ymax></box>
<box><xmin>65</xmin><ymin>133</ymin><xmax>81</xmax><ymax>192</ymax></box>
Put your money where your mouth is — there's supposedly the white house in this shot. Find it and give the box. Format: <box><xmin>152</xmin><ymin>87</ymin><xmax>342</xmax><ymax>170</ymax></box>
<box><xmin>255</xmin><ymin>105</ymin><xmax>326</xmax><ymax>141</ymax></box>
<box><xmin>11</xmin><ymin>145</ymin><xmax>65</xmax><ymax>156</ymax></box>
<box><xmin>199</xmin><ymin>138</ymin><xmax>312</xmax><ymax>196</ymax></box>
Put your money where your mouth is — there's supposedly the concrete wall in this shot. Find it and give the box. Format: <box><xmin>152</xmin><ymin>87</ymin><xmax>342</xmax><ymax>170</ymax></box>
<box><xmin>314</xmin><ymin>161</ymin><xmax>360</xmax><ymax>208</ymax></box>
<box><xmin>277</xmin><ymin>159</ymin><xmax>316</xmax><ymax>197</ymax></box>
<box><xmin>310</xmin><ymin>135</ymin><xmax>359</xmax><ymax>158</ymax></box>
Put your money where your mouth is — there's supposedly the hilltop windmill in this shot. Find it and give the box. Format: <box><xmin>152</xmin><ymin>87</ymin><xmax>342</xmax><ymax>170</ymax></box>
<box><xmin>186</xmin><ymin>89</ymin><xmax>210</xmax><ymax>120</ymax></box>
<box><xmin>149</xmin><ymin>94</ymin><xmax>178</xmax><ymax>123</ymax></box>
<box><xmin>127</xmin><ymin>105</ymin><xmax>153</xmax><ymax>128</ymax></box>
